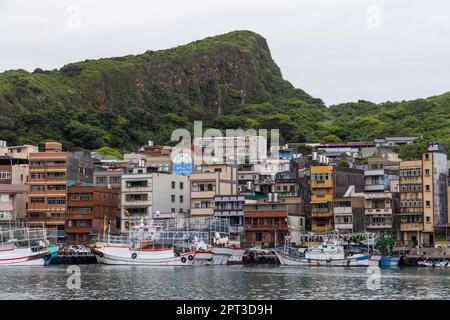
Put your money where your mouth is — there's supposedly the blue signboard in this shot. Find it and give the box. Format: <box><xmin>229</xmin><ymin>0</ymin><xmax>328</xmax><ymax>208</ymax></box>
<box><xmin>173</xmin><ymin>163</ymin><xmax>193</xmax><ymax>176</ymax></box>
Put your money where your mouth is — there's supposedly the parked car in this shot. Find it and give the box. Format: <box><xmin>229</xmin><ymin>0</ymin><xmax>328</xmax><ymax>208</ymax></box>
<box><xmin>64</xmin><ymin>245</ymin><xmax>91</xmax><ymax>255</ymax></box>
<box><xmin>247</xmin><ymin>246</ymin><xmax>270</xmax><ymax>257</ymax></box>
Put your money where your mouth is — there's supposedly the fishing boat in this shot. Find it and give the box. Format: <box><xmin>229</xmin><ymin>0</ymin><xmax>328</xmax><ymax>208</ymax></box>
<box><xmin>211</xmin><ymin>234</ymin><xmax>245</xmax><ymax>265</ymax></box>
<box><xmin>275</xmin><ymin>238</ymin><xmax>370</xmax><ymax>267</ymax></box>
<box><xmin>93</xmin><ymin>221</ymin><xmax>197</xmax><ymax>266</ymax></box>
<box><xmin>418</xmin><ymin>258</ymin><xmax>449</xmax><ymax>268</ymax></box>
<box><xmin>0</xmin><ymin>226</ymin><xmax>50</xmax><ymax>266</ymax></box>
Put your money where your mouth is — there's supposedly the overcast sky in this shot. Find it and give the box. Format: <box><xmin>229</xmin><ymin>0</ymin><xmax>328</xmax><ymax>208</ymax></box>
<box><xmin>1</xmin><ymin>0</ymin><xmax>449</xmax><ymax>105</ymax></box>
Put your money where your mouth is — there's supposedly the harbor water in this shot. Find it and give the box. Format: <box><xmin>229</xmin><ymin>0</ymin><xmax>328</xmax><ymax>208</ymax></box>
<box><xmin>1</xmin><ymin>265</ymin><xmax>450</xmax><ymax>300</ymax></box>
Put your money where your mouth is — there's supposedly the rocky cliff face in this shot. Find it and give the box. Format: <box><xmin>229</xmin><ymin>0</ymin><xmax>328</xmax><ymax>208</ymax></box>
<box><xmin>0</xmin><ymin>30</ymin><xmax>321</xmax><ymax>150</ymax></box>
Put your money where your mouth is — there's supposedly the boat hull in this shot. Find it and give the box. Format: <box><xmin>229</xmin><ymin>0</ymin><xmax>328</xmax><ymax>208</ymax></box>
<box><xmin>212</xmin><ymin>247</ymin><xmax>246</xmax><ymax>265</ymax></box>
<box><xmin>275</xmin><ymin>250</ymin><xmax>370</xmax><ymax>267</ymax></box>
<box><xmin>380</xmin><ymin>256</ymin><xmax>400</xmax><ymax>268</ymax></box>
<box><xmin>192</xmin><ymin>250</ymin><xmax>214</xmax><ymax>266</ymax></box>
<box><xmin>94</xmin><ymin>246</ymin><xmax>195</xmax><ymax>266</ymax></box>
<box><xmin>0</xmin><ymin>248</ymin><xmax>48</xmax><ymax>266</ymax></box>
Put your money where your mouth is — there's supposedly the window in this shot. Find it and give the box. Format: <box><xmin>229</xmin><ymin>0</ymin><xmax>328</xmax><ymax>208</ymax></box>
<box><xmin>425</xmin><ymin>169</ymin><xmax>430</xmax><ymax>176</ymax></box>
<box><xmin>31</xmin><ymin>172</ymin><xmax>45</xmax><ymax>179</ymax></box>
<box><xmin>180</xmin><ymin>195</ymin><xmax>184</xmax><ymax>203</ymax></box>
<box><xmin>171</xmin><ymin>208</ymin><xmax>175</xmax><ymax>213</ymax></box>
<box><xmin>47</xmin><ymin>197</ymin><xmax>66</xmax><ymax>205</ymax></box>
<box><xmin>256</xmin><ymin>233</ymin><xmax>262</xmax><ymax>241</ymax></box>
<box><xmin>313</xmin><ymin>173</ymin><xmax>329</xmax><ymax>182</ymax></box>
<box><xmin>425</xmin><ymin>200</ymin><xmax>431</xmax><ymax>207</ymax></box>
<box><xmin>180</xmin><ymin>182</ymin><xmax>184</xmax><ymax>190</ymax></box>
<box><xmin>96</xmin><ymin>177</ymin><xmax>107</xmax><ymax>184</ymax></box>
<box><xmin>47</xmin><ymin>172</ymin><xmax>66</xmax><ymax>178</ymax></box>
<box><xmin>424</xmin><ymin>153</ymin><xmax>430</xmax><ymax>160</ymax></box>
<box><xmin>79</xmin><ymin>193</ymin><xmax>92</xmax><ymax>201</ymax></box>
<box><xmin>47</xmin><ymin>185</ymin><xmax>66</xmax><ymax>191</ymax></box>
<box><xmin>110</xmin><ymin>176</ymin><xmax>121</xmax><ymax>183</ymax></box>
<box><xmin>214</xmin><ymin>168</ymin><xmax>222</xmax><ymax>173</ymax></box>
<box><xmin>68</xmin><ymin>207</ymin><xmax>92</xmax><ymax>214</ymax></box>
<box><xmin>171</xmin><ymin>195</ymin><xmax>175</xmax><ymax>202</ymax></box>
<box><xmin>425</xmin><ymin>185</ymin><xmax>430</xmax><ymax>192</ymax></box>
<box><xmin>0</xmin><ymin>171</ymin><xmax>11</xmax><ymax>180</ymax></box>
<box><xmin>30</xmin><ymin>197</ymin><xmax>45</xmax><ymax>204</ymax></box>
<box><xmin>426</xmin><ymin>216</ymin><xmax>431</xmax><ymax>223</ymax></box>
<box><xmin>171</xmin><ymin>181</ymin><xmax>175</xmax><ymax>189</ymax></box>
<box><xmin>31</xmin><ymin>185</ymin><xmax>45</xmax><ymax>192</ymax></box>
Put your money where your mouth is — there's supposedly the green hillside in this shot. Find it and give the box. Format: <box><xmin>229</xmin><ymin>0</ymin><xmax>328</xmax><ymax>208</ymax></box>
<box><xmin>0</xmin><ymin>30</ymin><xmax>449</xmax><ymax>156</ymax></box>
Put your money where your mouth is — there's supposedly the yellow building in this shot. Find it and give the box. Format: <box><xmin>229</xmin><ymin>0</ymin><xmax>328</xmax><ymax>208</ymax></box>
<box><xmin>310</xmin><ymin>165</ymin><xmax>365</xmax><ymax>233</ymax></box>
<box><xmin>310</xmin><ymin>166</ymin><xmax>334</xmax><ymax>232</ymax></box>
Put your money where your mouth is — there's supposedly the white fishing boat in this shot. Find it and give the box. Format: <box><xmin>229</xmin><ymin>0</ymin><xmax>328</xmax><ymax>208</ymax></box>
<box><xmin>275</xmin><ymin>238</ymin><xmax>370</xmax><ymax>267</ymax></box>
<box><xmin>95</xmin><ymin>245</ymin><xmax>196</xmax><ymax>266</ymax></box>
<box><xmin>0</xmin><ymin>226</ymin><xmax>50</xmax><ymax>266</ymax></box>
<box><xmin>211</xmin><ymin>234</ymin><xmax>245</xmax><ymax>265</ymax></box>
<box><xmin>93</xmin><ymin>220</ymin><xmax>197</xmax><ymax>266</ymax></box>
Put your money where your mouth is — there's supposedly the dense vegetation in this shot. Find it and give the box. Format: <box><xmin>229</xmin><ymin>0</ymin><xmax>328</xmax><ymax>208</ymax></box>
<box><xmin>0</xmin><ymin>30</ymin><xmax>449</xmax><ymax>158</ymax></box>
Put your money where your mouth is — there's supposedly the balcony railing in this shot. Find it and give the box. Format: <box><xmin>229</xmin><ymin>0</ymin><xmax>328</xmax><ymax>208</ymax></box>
<box><xmin>365</xmin><ymin>208</ymin><xmax>393</xmax><ymax>215</ymax></box>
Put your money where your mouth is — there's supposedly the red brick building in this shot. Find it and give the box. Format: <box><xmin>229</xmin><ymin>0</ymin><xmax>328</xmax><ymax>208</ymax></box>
<box><xmin>243</xmin><ymin>198</ymin><xmax>289</xmax><ymax>248</ymax></box>
<box><xmin>66</xmin><ymin>184</ymin><xmax>120</xmax><ymax>245</ymax></box>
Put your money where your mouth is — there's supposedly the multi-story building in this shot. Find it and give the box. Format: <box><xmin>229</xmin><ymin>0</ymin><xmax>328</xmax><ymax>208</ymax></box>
<box><xmin>94</xmin><ymin>167</ymin><xmax>124</xmax><ymax>189</ymax></box>
<box><xmin>364</xmin><ymin>158</ymin><xmax>399</xmax><ymax>236</ymax></box>
<box><xmin>121</xmin><ymin>166</ymin><xmax>190</xmax><ymax>232</ymax></box>
<box><xmin>333</xmin><ymin>186</ymin><xmax>365</xmax><ymax>234</ymax></box>
<box><xmin>66</xmin><ymin>183</ymin><xmax>120</xmax><ymax>244</ymax></box>
<box><xmin>0</xmin><ymin>147</ymin><xmax>30</xmax><ymax>220</ymax></box>
<box><xmin>27</xmin><ymin>142</ymin><xmax>68</xmax><ymax>241</ymax></box>
<box><xmin>0</xmin><ymin>184</ymin><xmax>27</xmax><ymax>221</ymax></box>
<box><xmin>27</xmin><ymin>142</ymin><xmax>93</xmax><ymax>242</ymax></box>
<box><xmin>243</xmin><ymin>196</ymin><xmax>289</xmax><ymax>248</ymax></box>
<box><xmin>214</xmin><ymin>195</ymin><xmax>245</xmax><ymax>239</ymax></box>
<box><xmin>310</xmin><ymin>165</ymin><xmax>365</xmax><ymax>233</ymax></box>
<box><xmin>399</xmin><ymin>143</ymin><xmax>448</xmax><ymax>246</ymax></box>
<box><xmin>193</xmin><ymin>135</ymin><xmax>266</xmax><ymax>165</ymax></box>
<box><xmin>190</xmin><ymin>163</ymin><xmax>238</xmax><ymax>217</ymax></box>
<box><xmin>0</xmin><ymin>140</ymin><xmax>38</xmax><ymax>159</ymax></box>
<box><xmin>124</xmin><ymin>142</ymin><xmax>173</xmax><ymax>173</ymax></box>
<box><xmin>399</xmin><ymin>160</ymin><xmax>424</xmax><ymax>245</ymax></box>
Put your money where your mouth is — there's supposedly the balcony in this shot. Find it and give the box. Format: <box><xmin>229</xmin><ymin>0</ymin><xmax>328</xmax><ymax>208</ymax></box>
<box><xmin>400</xmin><ymin>223</ymin><xmax>424</xmax><ymax>232</ymax></box>
<box><xmin>365</xmin><ymin>169</ymin><xmax>384</xmax><ymax>176</ymax></box>
<box><xmin>312</xmin><ymin>224</ymin><xmax>333</xmax><ymax>232</ymax></box>
<box><xmin>191</xmin><ymin>208</ymin><xmax>214</xmax><ymax>216</ymax></box>
<box><xmin>311</xmin><ymin>194</ymin><xmax>333</xmax><ymax>202</ymax></box>
<box><xmin>244</xmin><ymin>224</ymin><xmax>288</xmax><ymax>232</ymax></box>
<box><xmin>311</xmin><ymin>180</ymin><xmax>333</xmax><ymax>189</ymax></box>
<box><xmin>365</xmin><ymin>192</ymin><xmax>392</xmax><ymax>199</ymax></box>
<box><xmin>364</xmin><ymin>184</ymin><xmax>385</xmax><ymax>192</ymax></box>
<box><xmin>214</xmin><ymin>210</ymin><xmax>244</xmax><ymax>217</ymax></box>
<box><xmin>191</xmin><ymin>191</ymin><xmax>216</xmax><ymax>199</ymax></box>
<box><xmin>366</xmin><ymin>222</ymin><xmax>392</xmax><ymax>229</ymax></box>
<box><xmin>122</xmin><ymin>200</ymin><xmax>152</xmax><ymax>206</ymax></box>
<box><xmin>311</xmin><ymin>211</ymin><xmax>333</xmax><ymax>218</ymax></box>
<box><xmin>122</xmin><ymin>186</ymin><xmax>152</xmax><ymax>192</ymax></box>
<box><xmin>333</xmin><ymin>207</ymin><xmax>352</xmax><ymax>214</ymax></box>
<box><xmin>335</xmin><ymin>223</ymin><xmax>353</xmax><ymax>231</ymax></box>
<box><xmin>365</xmin><ymin>208</ymin><xmax>393</xmax><ymax>215</ymax></box>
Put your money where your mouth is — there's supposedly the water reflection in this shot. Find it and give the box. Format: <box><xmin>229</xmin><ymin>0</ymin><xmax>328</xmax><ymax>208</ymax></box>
<box><xmin>0</xmin><ymin>265</ymin><xmax>449</xmax><ymax>300</ymax></box>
